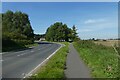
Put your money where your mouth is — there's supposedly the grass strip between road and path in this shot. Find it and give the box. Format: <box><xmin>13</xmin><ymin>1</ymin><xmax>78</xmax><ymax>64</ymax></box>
<box><xmin>30</xmin><ymin>42</ymin><xmax>69</xmax><ymax>78</ymax></box>
<box><xmin>73</xmin><ymin>40</ymin><xmax>119</xmax><ymax>78</ymax></box>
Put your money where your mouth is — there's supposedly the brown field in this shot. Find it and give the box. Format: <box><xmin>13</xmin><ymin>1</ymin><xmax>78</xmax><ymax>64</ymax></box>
<box><xmin>94</xmin><ymin>40</ymin><xmax>119</xmax><ymax>47</ymax></box>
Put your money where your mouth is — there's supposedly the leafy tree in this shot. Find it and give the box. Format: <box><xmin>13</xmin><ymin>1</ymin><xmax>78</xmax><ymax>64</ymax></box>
<box><xmin>45</xmin><ymin>22</ymin><xmax>79</xmax><ymax>42</ymax></box>
<box><xmin>2</xmin><ymin>10</ymin><xmax>14</xmax><ymax>32</ymax></box>
<box><xmin>2</xmin><ymin>10</ymin><xmax>34</xmax><ymax>51</ymax></box>
<box><xmin>2</xmin><ymin>10</ymin><xmax>34</xmax><ymax>40</ymax></box>
<box><xmin>71</xmin><ymin>25</ymin><xmax>78</xmax><ymax>41</ymax></box>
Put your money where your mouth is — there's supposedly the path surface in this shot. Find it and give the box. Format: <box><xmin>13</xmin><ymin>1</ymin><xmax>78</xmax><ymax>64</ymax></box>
<box><xmin>65</xmin><ymin>43</ymin><xmax>91</xmax><ymax>78</ymax></box>
<box><xmin>2</xmin><ymin>42</ymin><xmax>61</xmax><ymax>79</ymax></box>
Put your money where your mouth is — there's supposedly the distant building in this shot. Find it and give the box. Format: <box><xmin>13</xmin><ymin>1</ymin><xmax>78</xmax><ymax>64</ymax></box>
<box><xmin>39</xmin><ymin>38</ymin><xmax>45</xmax><ymax>41</ymax></box>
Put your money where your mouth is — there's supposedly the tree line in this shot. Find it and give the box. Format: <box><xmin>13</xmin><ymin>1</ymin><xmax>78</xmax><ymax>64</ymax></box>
<box><xmin>2</xmin><ymin>10</ymin><xmax>34</xmax><ymax>51</ymax></box>
<box><xmin>45</xmin><ymin>22</ymin><xmax>79</xmax><ymax>42</ymax></box>
<box><xmin>2</xmin><ymin>10</ymin><xmax>80</xmax><ymax>51</ymax></box>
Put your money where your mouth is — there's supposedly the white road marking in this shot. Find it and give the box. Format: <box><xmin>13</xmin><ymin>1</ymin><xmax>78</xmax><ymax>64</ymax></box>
<box><xmin>0</xmin><ymin>53</ymin><xmax>5</xmax><ymax>54</ymax></box>
<box><xmin>22</xmin><ymin>73</ymin><xmax>25</xmax><ymax>76</ymax></box>
<box><xmin>2</xmin><ymin>50</ymin><xmax>25</xmax><ymax>55</ymax></box>
<box><xmin>22</xmin><ymin>73</ymin><xmax>27</xmax><ymax>77</ymax></box>
<box><xmin>17</xmin><ymin>55</ymin><xmax>20</xmax><ymax>56</ymax></box>
<box><xmin>29</xmin><ymin>73</ymin><xmax>32</xmax><ymax>76</ymax></box>
<box><xmin>17</xmin><ymin>53</ymin><xmax>27</xmax><ymax>57</ymax></box>
<box><xmin>23</xmin><ymin>43</ymin><xmax>62</xmax><ymax>78</ymax></box>
<box><xmin>0</xmin><ymin>60</ymin><xmax>3</xmax><ymax>62</ymax></box>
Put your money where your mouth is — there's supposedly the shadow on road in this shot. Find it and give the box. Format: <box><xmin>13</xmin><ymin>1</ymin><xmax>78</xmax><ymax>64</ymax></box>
<box><xmin>3</xmin><ymin>41</ymin><xmax>53</xmax><ymax>53</ymax></box>
<box><xmin>37</xmin><ymin>42</ymin><xmax>53</xmax><ymax>44</ymax></box>
<box><xmin>11</xmin><ymin>42</ymin><xmax>53</xmax><ymax>52</ymax></box>
<box><xmin>6</xmin><ymin>47</ymin><xmax>34</xmax><ymax>53</ymax></box>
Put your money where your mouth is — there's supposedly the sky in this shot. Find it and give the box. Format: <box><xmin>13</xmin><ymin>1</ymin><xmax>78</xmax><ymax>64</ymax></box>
<box><xmin>2</xmin><ymin>2</ymin><xmax>118</xmax><ymax>39</ymax></box>
<box><xmin>1</xmin><ymin>0</ymin><xmax>119</xmax><ymax>2</ymax></box>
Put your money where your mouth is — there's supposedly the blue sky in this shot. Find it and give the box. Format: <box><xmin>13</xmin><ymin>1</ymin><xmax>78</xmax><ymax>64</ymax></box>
<box><xmin>1</xmin><ymin>0</ymin><xmax>119</xmax><ymax>2</ymax></box>
<box><xmin>2</xmin><ymin>2</ymin><xmax>118</xmax><ymax>39</ymax></box>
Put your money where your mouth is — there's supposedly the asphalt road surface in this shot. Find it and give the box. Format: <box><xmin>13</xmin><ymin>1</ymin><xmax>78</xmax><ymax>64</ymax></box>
<box><xmin>65</xmin><ymin>43</ymin><xmax>91</xmax><ymax>78</ymax></box>
<box><xmin>2</xmin><ymin>42</ymin><xmax>61</xmax><ymax>79</ymax></box>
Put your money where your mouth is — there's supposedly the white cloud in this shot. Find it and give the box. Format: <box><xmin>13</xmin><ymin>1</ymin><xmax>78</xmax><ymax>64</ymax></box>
<box><xmin>81</xmin><ymin>18</ymin><xmax>117</xmax><ymax>31</ymax></box>
<box><xmin>78</xmin><ymin>29</ymin><xmax>92</xmax><ymax>32</ymax></box>
<box><xmin>84</xmin><ymin>19</ymin><xmax>106</xmax><ymax>24</ymax></box>
<box><xmin>77</xmin><ymin>18</ymin><xmax>118</xmax><ymax>38</ymax></box>
<box><xmin>84</xmin><ymin>19</ymin><xmax>95</xmax><ymax>24</ymax></box>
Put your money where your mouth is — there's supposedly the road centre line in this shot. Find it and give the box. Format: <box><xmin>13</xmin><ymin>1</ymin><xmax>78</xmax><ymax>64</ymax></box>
<box><xmin>23</xmin><ymin>43</ymin><xmax>62</xmax><ymax>78</ymax></box>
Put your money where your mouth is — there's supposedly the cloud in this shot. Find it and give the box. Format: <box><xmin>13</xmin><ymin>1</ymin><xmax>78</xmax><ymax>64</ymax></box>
<box><xmin>77</xmin><ymin>18</ymin><xmax>117</xmax><ymax>34</ymax></box>
<box><xmin>84</xmin><ymin>19</ymin><xmax>96</xmax><ymax>24</ymax></box>
<box><xmin>78</xmin><ymin>29</ymin><xmax>92</xmax><ymax>32</ymax></box>
<box><xmin>84</xmin><ymin>19</ymin><xmax>106</xmax><ymax>24</ymax></box>
<box><xmin>82</xmin><ymin>18</ymin><xmax>117</xmax><ymax>30</ymax></box>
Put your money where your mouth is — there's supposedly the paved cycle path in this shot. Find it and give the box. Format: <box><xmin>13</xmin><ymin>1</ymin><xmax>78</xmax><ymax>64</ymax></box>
<box><xmin>65</xmin><ymin>43</ymin><xmax>91</xmax><ymax>78</ymax></box>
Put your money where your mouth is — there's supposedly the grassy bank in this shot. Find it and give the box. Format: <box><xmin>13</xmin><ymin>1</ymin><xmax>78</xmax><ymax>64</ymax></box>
<box><xmin>73</xmin><ymin>40</ymin><xmax>119</xmax><ymax>78</ymax></box>
<box><xmin>2</xmin><ymin>39</ymin><xmax>39</xmax><ymax>52</ymax></box>
<box><xmin>31</xmin><ymin>42</ymin><xmax>69</xmax><ymax>78</ymax></box>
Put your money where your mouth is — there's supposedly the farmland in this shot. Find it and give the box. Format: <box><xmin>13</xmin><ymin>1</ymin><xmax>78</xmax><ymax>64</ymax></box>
<box><xmin>94</xmin><ymin>40</ymin><xmax>120</xmax><ymax>56</ymax></box>
<box><xmin>94</xmin><ymin>40</ymin><xmax>119</xmax><ymax>47</ymax></box>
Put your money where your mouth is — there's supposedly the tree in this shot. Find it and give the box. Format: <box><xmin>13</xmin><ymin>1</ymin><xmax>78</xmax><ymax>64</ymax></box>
<box><xmin>45</xmin><ymin>22</ymin><xmax>79</xmax><ymax>42</ymax></box>
<box><xmin>71</xmin><ymin>25</ymin><xmax>78</xmax><ymax>41</ymax></box>
<box><xmin>2</xmin><ymin>10</ymin><xmax>14</xmax><ymax>32</ymax></box>
<box><xmin>2</xmin><ymin>10</ymin><xmax>34</xmax><ymax>40</ymax></box>
<box><xmin>2</xmin><ymin>10</ymin><xmax>34</xmax><ymax>49</ymax></box>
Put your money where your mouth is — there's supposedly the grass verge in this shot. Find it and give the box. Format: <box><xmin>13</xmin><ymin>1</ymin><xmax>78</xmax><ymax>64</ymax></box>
<box><xmin>30</xmin><ymin>42</ymin><xmax>69</xmax><ymax>78</ymax></box>
<box><xmin>73</xmin><ymin>40</ymin><xmax>119</xmax><ymax>78</ymax></box>
<box><xmin>3</xmin><ymin>42</ymin><xmax>39</xmax><ymax>52</ymax></box>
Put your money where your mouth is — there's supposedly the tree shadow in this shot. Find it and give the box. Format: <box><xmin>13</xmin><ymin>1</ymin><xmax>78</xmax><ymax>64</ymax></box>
<box><xmin>37</xmin><ymin>41</ymin><xmax>53</xmax><ymax>44</ymax></box>
<box><xmin>2</xmin><ymin>39</ymin><xmax>33</xmax><ymax>52</ymax></box>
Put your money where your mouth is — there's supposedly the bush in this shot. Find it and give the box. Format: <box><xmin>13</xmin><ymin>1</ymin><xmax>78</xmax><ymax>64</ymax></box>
<box><xmin>13</xmin><ymin>39</ymin><xmax>33</xmax><ymax>45</ymax></box>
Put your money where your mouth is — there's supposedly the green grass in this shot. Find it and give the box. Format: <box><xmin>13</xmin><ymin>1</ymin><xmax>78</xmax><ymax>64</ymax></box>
<box><xmin>73</xmin><ymin>40</ymin><xmax>119</xmax><ymax>78</ymax></box>
<box><xmin>31</xmin><ymin>42</ymin><xmax>69</xmax><ymax>78</ymax></box>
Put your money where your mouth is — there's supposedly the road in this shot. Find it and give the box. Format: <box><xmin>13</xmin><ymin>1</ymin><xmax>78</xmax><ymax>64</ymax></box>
<box><xmin>65</xmin><ymin>43</ymin><xmax>91</xmax><ymax>78</ymax></box>
<box><xmin>2</xmin><ymin>42</ymin><xmax>61</xmax><ymax>79</ymax></box>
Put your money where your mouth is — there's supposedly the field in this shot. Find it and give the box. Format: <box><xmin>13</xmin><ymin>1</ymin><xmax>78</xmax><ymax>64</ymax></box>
<box><xmin>94</xmin><ymin>40</ymin><xmax>119</xmax><ymax>47</ymax></box>
<box><xmin>94</xmin><ymin>40</ymin><xmax>120</xmax><ymax>56</ymax></box>
<box><xmin>30</xmin><ymin>42</ymin><xmax>69</xmax><ymax>78</ymax></box>
<box><xmin>73</xmin><ymin>40</ymin><xmax>119</xmax><ymax>78</ymax></box>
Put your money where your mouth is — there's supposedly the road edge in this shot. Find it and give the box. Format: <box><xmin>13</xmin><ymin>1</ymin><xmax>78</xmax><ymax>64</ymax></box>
<box><xmin>23</xmin><ymin>42</ymin><xmax>63</xmax><ymax>79</ymax></box>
